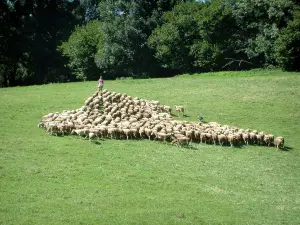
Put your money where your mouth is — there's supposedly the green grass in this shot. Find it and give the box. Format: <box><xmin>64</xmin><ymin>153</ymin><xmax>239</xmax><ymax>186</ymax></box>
<box><xmin>1</xmin><ymin>70</ymin><xmax>300</xmax><ymax>224</ymax></box>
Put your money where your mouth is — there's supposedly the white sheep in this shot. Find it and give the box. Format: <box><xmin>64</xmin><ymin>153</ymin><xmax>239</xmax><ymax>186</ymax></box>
<box><xmin>39</xmin><ymin>89</ymin><xmax>285</xmax><ymax>149</ymax></box>
<box><xmin>89</xmin><ymin>132</ymin><xmax>96</xmax><ymax>141</ymax></box>
<box><xmin>174</xmin><ymin>105</ymin><xmax>184</xmax><ymax>116</ymax></box>
<box><xmin>274</xmin><ymin>136</ymin><xmax>284</xmax><ymax>149</ymax></box>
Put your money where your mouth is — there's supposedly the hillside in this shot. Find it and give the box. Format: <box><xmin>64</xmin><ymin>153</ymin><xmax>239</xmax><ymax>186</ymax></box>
<box><xmin>0</xmin><ymin>70</ymin><xmax>300</xmax><ymax>224</ymax></box>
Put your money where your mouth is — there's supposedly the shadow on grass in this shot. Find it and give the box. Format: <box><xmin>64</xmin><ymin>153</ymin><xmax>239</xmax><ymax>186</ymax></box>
<box><xmin>170</xmin><ymin>143</ymin><xmax>198</xmax><ymax>150</ymax></box>
<box><xmin>186</xmin><ymin>145</ymin><xmax>198</xmax><ymax>150</ymax></box>
<box><xmin>170</xmin><ymin>113</ymin><xmax>190</xmax><ymax>118</ymax></box>
<box><xmin>281</xmin><ymin>146</ymin><xmax>293</xmax><ymax>151</ymax></box>
<box><xmin>57</xmin><ymin>134</ymin><xmax>293</xmax><ymax>152</ymax></box>
<box><xmin>92</xmin><ymin>140</ymin><xmax>102</xmax><ymax>145</ymax></box>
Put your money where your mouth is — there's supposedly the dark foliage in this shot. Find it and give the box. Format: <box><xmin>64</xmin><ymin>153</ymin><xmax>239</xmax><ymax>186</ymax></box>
<box><xmin>1</xmin><ymin>0</ymin><xmax>299</xmax><ymax>87</ymax></box>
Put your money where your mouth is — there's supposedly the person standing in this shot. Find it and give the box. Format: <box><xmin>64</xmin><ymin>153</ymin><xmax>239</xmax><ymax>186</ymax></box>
<box><xmin>98</xmin><ymin>75</ymin><xmax>104</xmax><ymax>93</ymax></box>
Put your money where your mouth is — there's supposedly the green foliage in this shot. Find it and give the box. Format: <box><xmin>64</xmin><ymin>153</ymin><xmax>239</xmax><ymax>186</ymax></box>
<box><xmin>148</xmin><ymin>2</ymin><xmax>204</xmax><ymax>72</ymax></box>
<box><xmin>1</xmin><ymin>0</ymin><xmax>300</xmax><ymax>87</ymax></box>
<box><xmin>274</xmin><ymin>6</ymin><xmax>300</xmax><ymax>71</ymax></box>
<box><xmin>0</xmin><ymin>0</ymin><xmax>81</xmax><ymax>87</ymax></box>
<box><xmin>190</xmin><ymin>41</ymin><xmax>222</xmax><ymax>69</ymax></box>
<box><xmin>80</xmin><ymin>0</ymin><xmax>102</xmax><ymax>22</ymax></box>
<box><xmin>233</xmin><ymin>0</ymin><xmax>294</xmax><ymax>66</ymax></box>
<box><xmin>148</xmin><ymin>0</ymin><xmax>235</xmax><ymax>72</ymax></box>
<box><xmin>191</xmin><ymin>0</ymin><xmax>235</xmax><ymax>70</ymax></box>
<box><xmin>94</xmin><ymin>0</ymin><xmax>161</xmax><ymax>79</ymax></box>
<box><xmin>59</xmin><ymin>20</ymin><xmax>103</xmax><ymax>81</ymax></box>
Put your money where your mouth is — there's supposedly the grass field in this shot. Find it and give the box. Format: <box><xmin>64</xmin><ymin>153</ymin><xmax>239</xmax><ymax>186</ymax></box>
<box><xmin>1</xmin><ymin>70</ymin><xmax>300</xmax><ymax>224</ymax></box>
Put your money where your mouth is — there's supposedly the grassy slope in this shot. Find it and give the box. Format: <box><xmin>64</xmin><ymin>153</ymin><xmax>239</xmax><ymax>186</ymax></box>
<box><xmin>0</xmin><ymin>70</ymin><xmax>300</xmax><ymax>224</ymax></box>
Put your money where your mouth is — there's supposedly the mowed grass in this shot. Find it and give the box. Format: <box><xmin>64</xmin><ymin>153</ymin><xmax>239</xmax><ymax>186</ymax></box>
<box><xmin>1</xmin><ymin>70</ymin><xmax>300</xmax><ymax>224</ymax></box>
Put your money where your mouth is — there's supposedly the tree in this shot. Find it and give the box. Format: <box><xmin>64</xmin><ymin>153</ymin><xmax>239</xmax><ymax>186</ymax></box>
<box><xmin>0</xmin><ymin>0</ymin><xmax>81</xmax><ymax>87</ymax></box>
<box><xmin>148</xmin><ymin>0</ymin><xmax>236</xmax><ymax>72</ymax></box>
<box><xmin>232</xmin><ymin>0</ymin><xmax>294</xmax><ymax>67</ymax></box>
<box><xmin>59</xmin><ymin>20</ymin><xmax>103</xmax><ymax>80</ymax></box>
<box><xmin>94</xmin><ymin>0</ymin><xmax>163</xmax><ymax>78</ymax></box>
<box><xmin>80</xmin><ymin>0</ymin><xmax>101</xmax><ymax>22</ymax></box>
<box><xmin>274</xmin><ymin>6</ymin><xmax>300</xmax><ymax>71</ymax></box>
<box><xmin>190</xmin><ymin>0</ymin><xmax>236</xmax><ymax>70</ymax></box>
<box><xmin>148</xmin><ymin>2</ymin><xmax>204</xmax><ymax>72</ymax></box>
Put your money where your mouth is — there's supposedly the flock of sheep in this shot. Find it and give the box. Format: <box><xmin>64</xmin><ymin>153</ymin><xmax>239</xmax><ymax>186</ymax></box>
<box><xmin>38</xmin><ymin>90</ymin><xmax>285</xmax><ymax>149</ymax></box>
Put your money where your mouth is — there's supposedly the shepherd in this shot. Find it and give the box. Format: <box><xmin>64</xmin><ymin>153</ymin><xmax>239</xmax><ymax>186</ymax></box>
<box><xmin>98</xmin><ymin>75</ymin><xmax>104</xmax><ymax>93</ymax></box>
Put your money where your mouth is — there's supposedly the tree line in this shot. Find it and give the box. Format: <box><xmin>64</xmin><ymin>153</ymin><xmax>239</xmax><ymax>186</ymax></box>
<box><xmin>1</xmin><ymin>0</ymin><xmax>299</xmax><ymax>87</ymax></box>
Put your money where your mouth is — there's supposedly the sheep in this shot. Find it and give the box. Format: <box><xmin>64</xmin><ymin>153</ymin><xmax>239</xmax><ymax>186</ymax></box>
<box><xmin>212</xmin><ymin>132</ymin><xmax>218</xmax><ymax>145</ymax></box>
<box><xmin>122</xmin><ymin>128</ymin><xmax>132</xmax><ymax>140</ymax></box>
<box><xmin>143</xmin><ymin>128</ymin><xmax>152</xmax><ymax>140</ymax></box>
<box><xmin>264</xmin><ymin>134</ymin><xmax>274</xmax><ymax>147</ymax></box>
<box><xmin>38</xmin><ymin>122</ymin><xmax>45</xmax><ymax>128</ymax></box>
<box><xmin>57</xmin><ymin>124</ymin><xmax>67</xmax><ymax>136</ymax></box>
<box><xmin>242</xmin><ymin>133</ymin><xmax>249</xmax><ymax>145</ymax></box>
<box><xmin>200</xmin><ymin>133</ymin><xmax>207</xmax><ymax>143</ymax></box>
<box><xmin>205</xmin><ymin>133</ymin><xmax>212</xmax><ymax>144</ymax></box>
<box><xmin>154</xmin><ymin>132</ymin><xmax>171</xmax><ymax>143</ymax></box>
<box><xmin>171</xmin><ymin>134</ymin><xmax>190</xmax><ymax>147</ymax></box>
<box><xmin>174</xmin><ymin>105</ymin><xmax>184</xmax><ymax>116</ymax></box>
<box><xmin>194</xmin><ymin>130</ymin><xmax>201</xmax><ymax>143</ymax></box>
<box><xmin>162</xmin><ymin>105</ymin><xmax>172</xmax><ymax>114</ymax></box>
<box><xmin>185</xmin><ymin>130</ymin><xmax>194</xmax><ymax>141</ymax></box>
<box><xmin>274</xmin><ymin>136</ymin><xmax>284</xmax><ymax>149</ymax></box>
<box><xmin>227</xmin><ymin>134</ymin><xmax>237</xmax><ymax>147</ymax></box>
<box><xmin>72</xmin><ymin>129</ymin><xmax>89</xmax><ymax>138</ymax></box>
<box><xmin>256</xmin><ymin>134</ymin><xmax>264</xmax><ymax>145</ymax></box>
<box><xmin>39</xmin><ymin>89</ymin><xmax>285</xmax><ymax>150</ymax></box>
<box><xmin>89</xmin><ymin>132</ymin><xmax>97</xmax><ymax>141</ymax></box>
<box><xmin>235</xmin><ymin>133</ymin><xmax>243</xmax><ymax>145</ymax></box>
<box><xmin>200</xmin><ymin>133</ymin><xmax>212</xmax><ymax>144</ymax></box>
<box><xmin>217</xmin><ymin>134</ymin><xmax>227</xmax><ymax>146</ymax></box>
<box><xmin>249</xmin><ymin>132</ymin><xmax>257</xmax><ymax>145</ymax></box>
<box><xmin>46</xmin><ymin>124</ymin><xmax>60</xmax><ymax>136</ymax></box>
<box><xmin>89</xmin><ymin>128</ymin><xmax>101</xmax><ymax>139</ymax></box>
<box><xmin>130</xmin><ymin>128</ymin><xmax>139</xmax><ymax>139</ymax></box>
<box><xmin>107</xmin><ymin>127</ymin><xmax>120</xmax><ymax>139</ymax></box>
<box><xmin>98</xmin><ymin>126</ymin><xmax>108</xmax><ymax>138</ymax></box>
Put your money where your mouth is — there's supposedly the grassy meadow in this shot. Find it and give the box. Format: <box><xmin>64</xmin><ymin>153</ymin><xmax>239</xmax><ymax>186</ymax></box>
<box><xmin>1</xmin><ymin>70</ymin><xmax>300</xmax><ymax>224</ymax></box>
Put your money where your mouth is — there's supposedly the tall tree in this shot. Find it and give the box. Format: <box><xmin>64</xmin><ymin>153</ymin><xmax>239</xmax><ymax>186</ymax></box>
<box><xmin>148</xmin><ymin>0</ymin><xmax>236</xmax><ymax>72</ymax></box>
<box><xmin>0</xmin><ymin>0</ymin><xmax>81</xmax><ymax>87</ymax></box>
<box><xmin>274</xmin><ymin>5</ymin><xmax>300</xmax><ymax>71</ymax></box>
<box><xmin>80</xmin><ymin>0</ymin><xmax>101</xmax><ymax>22</ymax></box>
<box><xmin>59</xmin><ymin>20</ymin><xmax>103</xmax><ymax>80</ymax></box>
<box><xmin>94</xmin><ymin>0</ymin><xmax>165</xmax><ymax>78</ymax></box>
<box><xmin>148</xmin><ymin>2</ymin><xmax>204</xmax><ymax>72</ymax></box>
<box><xmin>232</xmin><ymin>0</ymin><xmax>294</xmax><ymax>67</ymax></box>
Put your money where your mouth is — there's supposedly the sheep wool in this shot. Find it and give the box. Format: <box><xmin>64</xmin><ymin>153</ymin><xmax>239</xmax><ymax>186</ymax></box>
<box><xmin>38</xmin><ymin>90</ymin><xmax>284</xmax><ymax>149</ymax></box>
